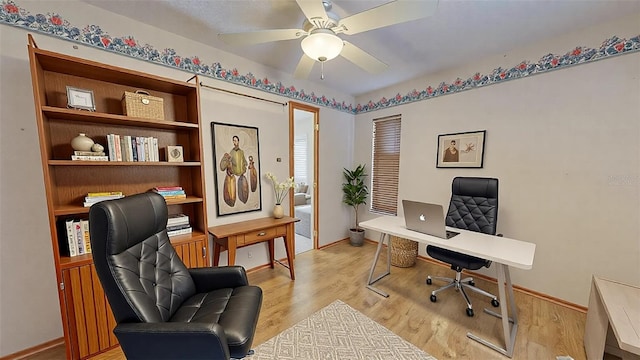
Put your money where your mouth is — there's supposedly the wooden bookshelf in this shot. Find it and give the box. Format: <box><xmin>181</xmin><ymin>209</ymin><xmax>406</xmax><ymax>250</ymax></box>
<box><xmin>28</xmin><ymin>35</ymin><xmax>209</xmax><ymax>359</ymax></box>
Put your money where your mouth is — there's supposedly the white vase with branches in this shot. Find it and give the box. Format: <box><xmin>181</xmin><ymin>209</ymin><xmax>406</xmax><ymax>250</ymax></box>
<box><xmin>265</xmin><ymin>172</ymin><xmax>295</xmax><ymax>218</ymax></box>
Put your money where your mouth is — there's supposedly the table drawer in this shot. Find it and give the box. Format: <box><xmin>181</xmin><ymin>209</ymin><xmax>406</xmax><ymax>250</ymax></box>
<box><xmin>275</xmin><ymin>225</ymin><xmax>286</xmax><ymax>237</ymax></box>
<box><xmin>244</xmin><ymin>228</ymin><xmax>277</xmax><ymax>245</ymax></box>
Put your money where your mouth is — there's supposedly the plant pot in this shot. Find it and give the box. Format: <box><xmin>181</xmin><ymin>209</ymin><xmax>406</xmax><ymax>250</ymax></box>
<box><xmin>349</xmin><ymin>228</ymin><xmax>365</xmax><ymax>246</ymax></box>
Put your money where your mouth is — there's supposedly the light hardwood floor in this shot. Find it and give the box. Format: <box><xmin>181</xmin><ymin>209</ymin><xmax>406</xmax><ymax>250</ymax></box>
<box><xmin>23</xmin><ymin>240</ymin><xmax>589</xmax><ymax>360</ymax></box>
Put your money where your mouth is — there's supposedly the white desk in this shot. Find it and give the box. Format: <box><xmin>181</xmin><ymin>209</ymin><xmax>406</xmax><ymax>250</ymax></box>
<box><xmin>360</xmin><ymin>216</ymin><xmax>536</xmax><ymax>358</ymax></box>
<box><xmin>584</xmin><ymin>276</ymin><xmax>640</xmax><ymax>360</ymax></box>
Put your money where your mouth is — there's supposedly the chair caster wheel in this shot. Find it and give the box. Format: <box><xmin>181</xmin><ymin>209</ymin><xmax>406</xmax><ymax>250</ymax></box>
<box><xmin>430</xmin><ymin>294</ymin><xmax>437</xmax><ymax>302</ymax></box>
<box><xmin>491</xmin><ymin>299</ymin><xmax>500</xmax><ymax>307</ymax></box>
<box><xmin>426</xmin><ymin>278</ymin><xmax>432</xmax><ymax>285</ymax></box>
<box><xmin>468</xmin><ymin>281</ymin><xmax>475</xmax><ymax>286</ymax></box>
<box><xmin>466</xmin><ymin>308</ymin><xmax>474</xmax><ymax>317</ymax></box>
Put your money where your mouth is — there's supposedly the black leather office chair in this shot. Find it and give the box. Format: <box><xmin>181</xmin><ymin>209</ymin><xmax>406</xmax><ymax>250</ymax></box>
<box><xmin>89</xmin><ymin>192</ymin><xmax>262</xmax><ymax>359</ymax></box>
<box><xmin>426</xmin><ymin>177</ymin><xmax>500</xmax><ymax>317</ymax></box>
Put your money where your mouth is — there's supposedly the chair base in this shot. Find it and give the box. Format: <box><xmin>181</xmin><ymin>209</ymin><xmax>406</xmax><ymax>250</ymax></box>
<box><xmin>427</xmin><ymin>271</ymin><xmax>499</xmax><ymax>317</ymax></box>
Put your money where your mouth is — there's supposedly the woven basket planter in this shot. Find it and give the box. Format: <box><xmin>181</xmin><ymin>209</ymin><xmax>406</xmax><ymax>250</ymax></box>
<box><xmin>390</xmin><ymin>236</ymin><xmax>418</xmax><ymax>267</ymax></box>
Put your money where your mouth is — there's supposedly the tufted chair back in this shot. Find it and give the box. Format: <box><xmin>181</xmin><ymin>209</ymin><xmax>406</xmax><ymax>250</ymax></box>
<box><xmin>445</xmin><ymin>177</ymin><xmax>498</xmax><ymax>236</ymax></box>
<box><xmin>89</xmin><ymin>192</ymin><xmax>196</xmax><ymax>324</ymax></box>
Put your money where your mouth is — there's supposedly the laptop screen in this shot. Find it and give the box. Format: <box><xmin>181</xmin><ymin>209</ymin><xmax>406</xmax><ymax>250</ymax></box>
<box><xmin>402</xmin><ymin>200</ymin><xmax>458</xmax><ymax>239</ymax></box>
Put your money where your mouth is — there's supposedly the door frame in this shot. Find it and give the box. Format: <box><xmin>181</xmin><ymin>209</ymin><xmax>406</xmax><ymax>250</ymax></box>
<box><xmin>289</xmin><ymin>101</ymin><xmax>319</xmax><ymax>251</ymax></box>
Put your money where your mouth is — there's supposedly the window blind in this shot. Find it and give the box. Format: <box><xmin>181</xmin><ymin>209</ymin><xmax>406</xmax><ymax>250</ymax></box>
<box><xmin>294</xmin><ymin>135</ymin><xmax>308</xmax><ymax>185</ymax></box>
<box><xmin>371</xmin><ymin>115</ymin><xmax>401</xmax><ymax>215</ymax></box>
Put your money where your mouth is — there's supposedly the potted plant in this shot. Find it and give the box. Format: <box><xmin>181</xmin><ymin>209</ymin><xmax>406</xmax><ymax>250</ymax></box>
<box><xmin>342</xmin><ymin>164</ymin><xmax>369</xmax><ymax>246</ymax></box>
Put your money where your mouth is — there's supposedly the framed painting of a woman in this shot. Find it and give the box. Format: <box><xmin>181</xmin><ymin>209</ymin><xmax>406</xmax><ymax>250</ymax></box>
<box><xmin>436</xmin><ymin>130</ymin><xmax>486</xmax><ymax>168</ymax></box>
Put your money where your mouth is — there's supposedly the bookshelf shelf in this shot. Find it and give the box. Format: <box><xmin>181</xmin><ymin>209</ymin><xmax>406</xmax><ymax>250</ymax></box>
<box><xmin>49</xmin><ymin>160</ymin><xmax>202</xmax><ymax>166</ymax></box>
<box><xmin>53</xmin><ymin>196</ymin><xmax>204</xmax><ymax>216</ymax></box>
<box><xmin>28</xmin><ymin>35</ymin><xmax>209</xmax><ymax>359</ymax></box>
<box><xmin>42</xmin><ymin>106</ymin><xmax>199</xmax><ymax>129</ymax></box>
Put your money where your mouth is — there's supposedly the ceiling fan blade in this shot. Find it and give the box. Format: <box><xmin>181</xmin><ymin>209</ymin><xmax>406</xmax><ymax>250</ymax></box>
<box><xmin>337</xmin><ymin>0</ymin><xmax>438</xmax><ymax>35</ymax></box>
<box><xmin>340</xmin><ymin>41</ymin><xmax>388</xmax><ymax>74</ymax></box>
<box><xmin>294</xmin><ymin>54</ymin><xmax>315</xmax><ymax>79</ymax></box>
<box><xmin>295</xmin><ymin>0</ymin><xmax>328</xmax><ymax>26</ymax></box>
<box><xmin>218</xmin><ymin>29</ymin><xmax>304</xmax><ymax>46</ymax></box>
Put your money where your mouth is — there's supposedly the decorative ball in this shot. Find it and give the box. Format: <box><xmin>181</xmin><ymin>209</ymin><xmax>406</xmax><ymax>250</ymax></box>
<box><xmin>91</xmin><ymin>143</ymin><xmax>104</xmax><ymax>152</ymax></box>
<box><xmin>71</xmin><ymin>133</ymin><xmax>95</xmax><ymax>151</ymax></box>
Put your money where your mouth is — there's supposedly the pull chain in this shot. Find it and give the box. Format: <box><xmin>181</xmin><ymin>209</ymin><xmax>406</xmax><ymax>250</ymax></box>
<box><xmin>320</xmin><ymin>61</ymin><xmax>325</xmax><ymax>80</ymax></box>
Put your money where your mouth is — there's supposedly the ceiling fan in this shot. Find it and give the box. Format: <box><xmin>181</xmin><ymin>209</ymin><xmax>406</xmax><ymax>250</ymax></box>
<box><xmin>218</xmin><ymin>0</ymin><xmax>439</xmax><ymax>79</ymax></box>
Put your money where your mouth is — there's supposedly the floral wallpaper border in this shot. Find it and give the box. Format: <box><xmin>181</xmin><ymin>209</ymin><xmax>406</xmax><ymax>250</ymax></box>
<box><xmin>2</xmin><ymin>0</ymin><xmax>639</xmax><ymax>115</ymax></box>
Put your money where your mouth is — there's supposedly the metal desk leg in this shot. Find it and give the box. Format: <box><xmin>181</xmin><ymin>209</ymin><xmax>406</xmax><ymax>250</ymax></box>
<box><xmin>366</xmin><ymin>232</ymin><xmax>391</xmax><ymax>297</ymax></box>
<box><xmin>467</xmin><ymin>264</ymin><xmax>518</xmax><ymax>358</ymax></box>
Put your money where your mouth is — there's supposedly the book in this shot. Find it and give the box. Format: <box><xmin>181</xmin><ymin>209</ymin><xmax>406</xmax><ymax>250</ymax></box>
<box><xmin>74</xmin><ymin>150</ymin><xmax>106</xmax><ymax>156</ymax></box>
<box><xmin>87</xmin><ymin>191</ymin><xmax>123</xmax><ymax>197</ymax></box>
<box><xmin>114</xmin><ymin>135</ymin><xmax>122</xmax><ymax>161</ymax></box>
<box><xmin>74</xmin><ymin>220</ymin><xmax>85</xmax><ymax>255</ymax></box>
<box><xmin>161</xmin><ymin>194</ymin><xmax>187</xmax><ymax>200</ymax></box>
<box><xmin>167</xmin><ymin>220</ymin><xmax>189</xmax><ymax>228</ymax></box>
<box><xmin>65</xmin><ymin>219</ymin><xmax>78</xmax><ymax>257</ymax></box>
<box><xmin>154</xmin><ymin>186</ymin><xmax>183</xmax><ymax>191</ymax></box>
<box><xmin>84</xmin><ymin>195</ymin><xmax>123</xmax><ymax>202</ymax></box>
<box><xmin>146</xmin><ymin>137</ymin><xmax>153</xmax><ymax>161</ymax></box>
<box><xmin>123</xmin><ymin>135</ymin><xmax>132</xmax><ymax>162</ymax></box>
<box><xmin>131</xmin><ymin>137</ymin><xmax>138</xmax><ymax>161</ymax></box>
<box><xmin>81</xmin><ymin>219</ymin><xmax>91</xmax><ymax>254</ymax></box>
<box><xmin>71</xmin><ymin>155</ymin><xmax>109</xmax><ymax>161</ymax></box>
<box><xmin>107</xmin><ymin>134</ymin><xmax>116</xmax><ymax>161</ymax></box>
<box><xmin>136</xmin><ymin>137</ymin><xmax>145</xmax><ymax>162</ymax></box>
<box><xmin>153</xmin><ymin>189</ymin><xmax>186</xmax><ymax>196</ymax></box>
<box><xmin>167</xmin><ymin>227</ymin><xmax>192</xmax><ymax>237</ymax></box>
<box><xmin>152</xmin><ymin>137</ymin><xmax>159</xmax><ymax>162</ymax></box>
<box><xmin>167</xmin><ymin>223</ymin><xmax>192</xmax><ymax>232</ymax></box>
<box><xmin>167</xmin><ymin>214</ymin><xmax>189</xmax><ymax>227</ymax></box>
<box><xmin>143</xmin><ymin>137</ymin><xmax>150</xmax><ymax>162</ymax></box>
<box><xmin>84</xmin><ymin>194</ymin><xmax>124</xmax><ymax>207</ymax></box>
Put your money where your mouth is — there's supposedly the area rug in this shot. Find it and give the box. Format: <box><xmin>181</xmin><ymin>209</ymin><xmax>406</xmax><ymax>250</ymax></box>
<box><xmin>250</xmin><ymin>300</ymin><xmax>436</xmax><ymax>360</ymax></box>
<box><xmin>294</xmin><ymin>204</ymin><xmax>311</xmax><ymax>238</ymax></box>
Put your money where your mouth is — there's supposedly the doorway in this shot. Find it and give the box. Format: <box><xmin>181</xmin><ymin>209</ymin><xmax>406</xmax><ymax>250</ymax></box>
<box><xmin>289</xmin><ymin>102</ymin><xmax>318</xmax><ymax>254</ymax></box>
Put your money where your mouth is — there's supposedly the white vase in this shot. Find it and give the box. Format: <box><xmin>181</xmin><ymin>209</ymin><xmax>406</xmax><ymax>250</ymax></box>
<box><xmin>71</xmin><ymin>133</ymin><xmax>95</xmax><ymax>151</ymax></box>
<box><xmin>273</xmin><ymin>204</ymin><xmax>284</xmax><ymax>219</ymax></box>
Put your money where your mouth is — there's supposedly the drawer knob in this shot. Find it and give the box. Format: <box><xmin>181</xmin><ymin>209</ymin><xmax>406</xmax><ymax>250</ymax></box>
<box><xmin>258</xmin><ymin>232</ymin><xmax>266</xmax><ymax>236</ymax></box>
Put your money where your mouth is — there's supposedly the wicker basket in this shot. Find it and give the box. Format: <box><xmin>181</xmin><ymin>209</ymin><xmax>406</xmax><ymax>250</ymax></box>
<box><xmin>122</xmin><ymin>90</ymin><xmax>165</xmax><ymax>120</ymax></box>
<box><xmin>391</xmin><ymin>236</ymin><xmax>418</xmax><ymax>268</ymax></box>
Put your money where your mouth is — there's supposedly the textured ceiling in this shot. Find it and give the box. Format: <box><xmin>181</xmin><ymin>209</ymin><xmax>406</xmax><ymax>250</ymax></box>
<box><xmin>82</xmin><ymin>0</ymin><xmax>640</xmax><ymax>96</ymax></box>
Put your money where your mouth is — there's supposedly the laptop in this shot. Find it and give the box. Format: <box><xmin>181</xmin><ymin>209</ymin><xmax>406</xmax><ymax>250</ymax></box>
<box><xmin>402</xmin><ymin>200</ymin><xmax>459</xmax><ymax>239</ymax></box>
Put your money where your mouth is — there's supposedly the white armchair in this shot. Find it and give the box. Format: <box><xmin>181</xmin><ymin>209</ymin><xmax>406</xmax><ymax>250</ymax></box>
<box><xmin>294</xmin><ymin>183</ymin><xmax>310</xmax><ymax>206</ymax></box>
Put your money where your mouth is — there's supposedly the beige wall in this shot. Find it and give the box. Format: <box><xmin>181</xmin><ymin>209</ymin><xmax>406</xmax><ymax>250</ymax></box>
<box><xmin>354</xmin><ymin>13</ymin><xmax>640</xmax><ymax>306</ymax></box>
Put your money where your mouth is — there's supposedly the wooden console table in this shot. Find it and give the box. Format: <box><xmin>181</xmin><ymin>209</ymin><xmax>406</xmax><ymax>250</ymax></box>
<box><xmin>584</xmin><ymin>276</ymin><xmax>640</xmax><ymax>360</ymax></box>
<box><xmin>208</xmin><ymin>216</ymin><xmax>299</xmax><ymax>280</ymax></box>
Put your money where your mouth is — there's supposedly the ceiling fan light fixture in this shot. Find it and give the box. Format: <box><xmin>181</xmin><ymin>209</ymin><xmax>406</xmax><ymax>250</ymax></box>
<box><xmin>301</xmin><ymin>29</ymin><xmax>343</xmax><ymax>62</ymax></box>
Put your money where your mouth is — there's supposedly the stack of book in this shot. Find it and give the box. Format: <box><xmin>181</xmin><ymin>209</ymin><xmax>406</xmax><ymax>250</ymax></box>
<box><xmin>71</xmin><ymin>150</ymin><xmax>108</xmax><ymax>161</ymax></box>
<box><xmin>56</xmin><ymin>218</ymin><xmax>92</xmax><ymax>257</ymax></box>
<box><xmin>152</xmin><ymin>186</ymin><xmax>187</xmax><ymax>200</ymax></box>
<box><xmin>166</xmin><ymin>213</ymin><xmax>191</xmax><ymax>237</ymax></box>
<box><xmin>83</xmin><ymin>191</ymin><xmax>124</xmax><ymax>207</ymax></box>
<box><xmin>107</xmin><ymin>134</ymin><xmax>159</xmax><ymax>162</ymax></box>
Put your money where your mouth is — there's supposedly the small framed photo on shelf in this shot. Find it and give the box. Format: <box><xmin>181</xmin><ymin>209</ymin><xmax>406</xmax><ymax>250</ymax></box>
<box><xmin>166</xmin><ymin>145</ymin><xmax>184</xmax><ymax>162</ymax></box>
<box><xmin>436</xmin><ymin>130</ymin><xmax>486</xmax><ymax>168</ymax></box>
<box><xmin>66</xmin><ymin>86</ymin><xmax>96</xmax><ymax>111</ymax></box>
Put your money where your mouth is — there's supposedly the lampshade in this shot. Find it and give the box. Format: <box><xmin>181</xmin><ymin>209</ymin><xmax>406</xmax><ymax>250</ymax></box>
<box><xmin>301</xmin><ymin>29</ymin><xmax>344</xmax><ymax>62</ymax></box>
